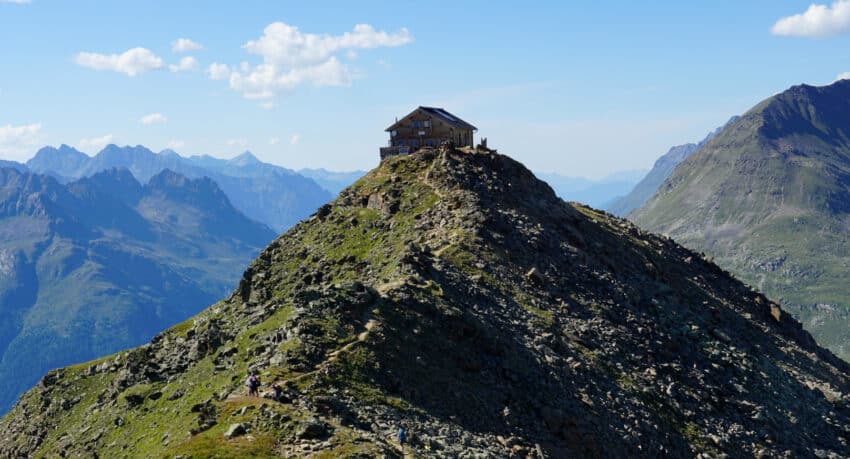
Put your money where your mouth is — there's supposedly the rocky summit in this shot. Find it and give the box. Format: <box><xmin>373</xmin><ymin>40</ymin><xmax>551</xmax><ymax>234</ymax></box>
<box><xmin>2</xmin><ymin>146</ymin><xmax>850</xmax><ymax>458</ymax></box>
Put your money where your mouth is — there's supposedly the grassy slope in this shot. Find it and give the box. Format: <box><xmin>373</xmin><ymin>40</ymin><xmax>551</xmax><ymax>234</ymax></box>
<box><xmin>9</xmin><ymin>155</ymin><xmax>438</xmax><ymax>458</ymax></box>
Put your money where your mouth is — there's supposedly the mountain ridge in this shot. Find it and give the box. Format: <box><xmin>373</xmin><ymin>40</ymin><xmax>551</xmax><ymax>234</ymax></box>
<box><xmin>298</xmin><ymin>168</ymin><xmax>367</xmax><ymax>195</ymax></box>
<box><xmin>538</xmin><ymin>170</ymin><xmax>646</xmax><ymax>209</ymax></box>
<box><xmin>25</xmin><ymin>144</ymin><xmax>333</xmax><ymax>231</ymax></box>
<box><xmin>607</xmin><ymin>116</ymin><xmax>739</xmax><ymax>216</ymax></box>
<box><xmin>3</xmin><ymin>147</ymin><xmax>849</xmax><ymax>457</ymax></box>
<box><xmin>632</xmin><ymin>79</ymin><xmax>850</xmax><ymax>360</ymax></box>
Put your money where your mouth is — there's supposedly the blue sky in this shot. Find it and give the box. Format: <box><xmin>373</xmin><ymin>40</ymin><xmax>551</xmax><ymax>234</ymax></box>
<box><xmin>2</xmin><ymin>1</ymin><xmax>850</xmax><ymax>178</ymax></box>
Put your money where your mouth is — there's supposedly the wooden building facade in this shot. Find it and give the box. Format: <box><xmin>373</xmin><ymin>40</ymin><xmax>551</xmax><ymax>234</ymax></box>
<box><xmin>380</xmin><ymin>106</ymin><xmax>477</xmax><ymax>159</ymax></box>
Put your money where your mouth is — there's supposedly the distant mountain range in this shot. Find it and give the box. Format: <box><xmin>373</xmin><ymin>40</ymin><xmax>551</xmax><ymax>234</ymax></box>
<box><xmin>25</xmin><ymin>145</ymin><xmax>336</xmax><ymax>232</ymax></box>
<box><xmin>0</xmin><ymin>166</ymin><xmax>275</xmax><ymax>413</ymax></box>
<box><xmin>0</xmin><ymin>161</ymin><xmax>27</xmax><ymax>173</ymax></box>
<box><xmin>0</xmin><ymin>144</ymin><xmax>366</xmax><ymax>413</ymax></box>
<box><xmin>538</xmin><ymin>169</ymin><xmax>647</xmax><ymax>209</ymax></box>
<box><xmin>633</xmin><ymin>79</ymin><xmax>850</xmax><ymax>360</ymax></box>
<box><xmin>298</xmin><ymin>168</ymin><xmax>366</xmax><ymax>195</ymax></box>
<box><xmin>607</xmin><ymin>117</ymin><xmax>739</xmax><ymax>216</ymax></box>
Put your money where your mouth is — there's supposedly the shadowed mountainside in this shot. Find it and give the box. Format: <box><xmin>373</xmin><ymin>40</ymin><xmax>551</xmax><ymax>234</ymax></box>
<box><xmin>633</xmin><ymin>80</ymin><xmax>850</xmax><ymax>361</ymax></box>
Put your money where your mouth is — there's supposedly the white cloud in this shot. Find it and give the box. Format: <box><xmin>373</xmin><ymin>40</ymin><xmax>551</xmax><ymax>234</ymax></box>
<box><xmin>269</xmin><ymin>137</ymin><xmax>281</xmax><ymax>145</ymax></box>
<box><xmin>0</xmin><ymin>0</ymin><xmax>31</xmax><ymax>4</ymax></box>
<box><xmin>227</xmin><ymin>138</ymin><xmax>247</xmax><ymax>147</ymax></box>
<box><xmin>0</xmin><ymin>123</ymin><xmax>40</xmax><ymax>144</ymax></box>
<box><xmin>290</xmin><ymin>134</ymin><xmax>300</xmax><ymax>145</ymax></box>
<box><xmin>140</xmin><ymin>113</ymin><xmax>167</xmax><ymax>125</ymax></box>
<box><xmin>0</xmin><ymin>123</ymin><xmax>41</xmax><ymax>159</ymax></box>
<box><xmin>207</xmin><ymin>62</ymin><xmax>231</xmax><ymax>80</ymax></box>
<box><xmin>75</xmin><ymin>47</ymin><xmax>164</xmax><ymax>76</ymax></box>
<box><xmin>229</xmin><ymin>56</ymin><xmax>350</xmax><ymax>100</ymax></box>
<box><xmin>169</xmin><ymin>56</ymin><xmax>199</xmax><ymax>73</ymax></box>
<box><xmin>167</xmin><ymin>139</ymin><xmax>185</xmax><ymax>150</ymax></box>
<box><xmin>242</xmin><ymin>23</ymin><xmax>412</xmax><ymax>66</ymax></box>
<box><xmin>259</xmin><ymin>101</ymin><xmax>276</xmax><ymax>110</ymax></box>
<box><xmin>837</xmin><ymin>71</ymin><xmax>850</xmax><ymax>81</ymax></box>
<box><xmin>78</xmin><ymin>134</ymin><xmax>114</xmax><ymax>152</ymax></box>
<box><xmin>772</xmin><ymin>0</ymin><xmax>850</xmax><ymax>38</ymax></box>
<box><xmin>214</xmin><ymin>22</ymin><xmax>412</xmax><ymax>100</ymax></box>
<box><xmin>172</xmin><ymin>38</ymin><xmax>203</xmax><ymax>53</ymax></box>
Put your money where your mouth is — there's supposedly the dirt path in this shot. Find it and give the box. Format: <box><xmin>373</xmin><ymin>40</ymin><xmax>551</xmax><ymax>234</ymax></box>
<box><xmin>227</xmin><ymin>307</ymin><xmax>380</xmax><ymax>402</ymax></box>
<box><xmin>327</xmin><ymin>318</ymin><xmax>377</xmax><ymax>361</ymax></box>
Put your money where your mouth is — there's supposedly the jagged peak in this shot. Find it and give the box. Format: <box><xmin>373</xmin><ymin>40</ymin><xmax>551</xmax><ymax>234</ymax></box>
<box><xmin>146</xmin><ymin>168</ymin><xmax>192</xmax><ymax>187</ymax></box>
<box><xmin>66</xmin><ymin>167</ymin><xmax>144</xmax><ymax>205</ymax></box>
<box><xmin>96</xmin><ymin>144</ymin><xmax>156</xmax><ymax>157</ymax></box>
<box><xmin>58</xmin><ymin>144</ymin><xmax>84</xmax><ymax>153</ymax></box>
<box><xmin>80</xmin><ymin>166</ymin><xmax>140</xmax><ymax>186</ymax></box>
<box><xmin>32</xmin><ymin>144</ymin><xmax>87</xmax><ymax>158</ymax></box>
<box><xmin>145</xmin><ymin>169</ymin><xmax>227</xmax><ymax>202</ymax></box>
<box><xmin>228</xmin><ymin>151</ymin><xmax>260</xmax><ymax>166</ymax></box>
<box><xmin>158</xmin><ymin>148</ymin><xmax>181</xmax><ymax>157</ymax></box>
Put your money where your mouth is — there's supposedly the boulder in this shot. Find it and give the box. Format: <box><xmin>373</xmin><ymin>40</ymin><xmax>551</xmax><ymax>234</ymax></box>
<box><xmin>296</xmin><ymin>418</ymin><xmax>330</xmax><ymax>439</ymax></box>
<box><xmin>224</xmin><ymin>423</ymin><xmax>248</xmax><ymax>439</ymax></box>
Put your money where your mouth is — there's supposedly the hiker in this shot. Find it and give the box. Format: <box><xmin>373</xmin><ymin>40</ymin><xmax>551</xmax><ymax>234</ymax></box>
<box><xmin>244</xmin><ymin>372</ymin><xmax>253</xmax><ymax>396</ymax></box>
<box><xmin>398</xmin><ymin>426</ymin><xmax>407</xmax><ymax>452</ymax></box>
<box><xmin>272</xmin><ymin>382</ymin><xmax>283</xmax><ymax>401</ymax></box>
<box><xmin>246</xmin><ymin>372</ymin><xmax>261</xmax><ymax>397</ymax></box>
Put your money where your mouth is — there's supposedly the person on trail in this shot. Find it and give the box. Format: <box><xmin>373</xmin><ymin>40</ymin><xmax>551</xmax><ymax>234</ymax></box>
<box><xmin>272</xmin><ymin>383</ymin><xmax>283</xmax><ymax>401</ymax></box>
<box><xmin>244</xmin><ymin>373</ymin><xmax>252</xmax><ymax>394</ymax></box>
<box><xmin>398</xmin><ymin>426</ymin><xmax>407</xmax><ymax>452</ymax></box>
<box><xmin>246</xmin><ymin>372</ymin><xmax>261</xmax><ymax>397</ymax></box>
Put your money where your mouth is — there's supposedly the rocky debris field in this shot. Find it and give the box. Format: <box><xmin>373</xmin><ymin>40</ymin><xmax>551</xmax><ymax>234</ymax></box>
<box><xmin>2</xmin><ymin>146</ymin><xmax>850</xmax><ymax>458</ymax></box>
